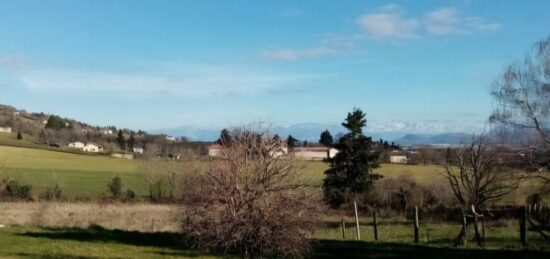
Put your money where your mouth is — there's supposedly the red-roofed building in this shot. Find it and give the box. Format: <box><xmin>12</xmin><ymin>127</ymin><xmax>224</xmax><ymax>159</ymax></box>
<box><xmin>207</xmin><ymin>143</ymin><xmax>223</xmax><ymax>157</ymax></box>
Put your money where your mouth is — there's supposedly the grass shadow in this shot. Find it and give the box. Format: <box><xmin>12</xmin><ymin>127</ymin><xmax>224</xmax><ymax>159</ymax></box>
<box><xmin>310</xmin><ymin>239</ymin><xmax>550</xmax><ymax>259</ymax></box>
<box><xmin>18</xmin><ymin>225</ymin><xmax>208</xmax><ymax>258</ymax></box>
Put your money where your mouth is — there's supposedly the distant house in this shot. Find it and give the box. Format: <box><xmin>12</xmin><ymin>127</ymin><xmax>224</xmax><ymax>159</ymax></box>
<box><xmin>111</xmin><ymin>153</ymin><xmax>134</xmax><ymax>159</ymax></box>
<box><xmin>0</xmin><ymin>127</ymin><xmax>12</xmax><ymax>133</ymax></box>
<box><xmin>207</xmin><ymin>143</ymin><xmax>223</xmax><ymax>157</ymax></box>
<box><xmin>67</xmin><ymin>141</ymin><xmax>103</xmax><ymax>152</ymax></box>
<box><xmin>67</xmin><ymin>141</ymin><xmax>85</xmax><ymax>149</ymax></box>
<box><xmin>270</xmin><ymin>146</ymin><xmax>289</xmax><ymax>158</ymax></box>
<box><xmin>292</xmin><ymin>147</ymin><xmax>339</xmax><ymax>161</ymax></box>
<box><xmin>102</xmin><ymin>129</ymin><xmax>113</xmax><ymax>135</ymax></box>
<box><xmin>83</xmin><ymin>142</ymin><xmax>103</xmax><ymax>153</ymax></box>
<box><xmin>166</xmin><ymin>136</ymin><xmax>177</xmax><ymax>141</ymax></box>
<box><xmin>389</xmin><ymin>150</ymin><xmax>408</xmax><ymax>164</ymax></box>
<box><xmin>132</xmin><ymin>147</ymin><xmax>144</xmax><ymax>154</ymax></box>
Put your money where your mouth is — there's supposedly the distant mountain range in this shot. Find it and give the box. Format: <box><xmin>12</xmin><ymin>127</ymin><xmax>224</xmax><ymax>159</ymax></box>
<box><xmin>151</xmin><ymin>123</ymin><xmax>479</xmax><ymax>145</ymax></box>
<box><xmin>395</xmin><ymin>133</ymin><xmax>472</xmax><ymax>146</ymax></box>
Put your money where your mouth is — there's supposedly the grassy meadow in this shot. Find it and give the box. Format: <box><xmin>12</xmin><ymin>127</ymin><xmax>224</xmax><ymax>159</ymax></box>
<box><xmin>0</xmin><ymin>142</ymin><xmax>545</xmax><ymax>203</ymax></box>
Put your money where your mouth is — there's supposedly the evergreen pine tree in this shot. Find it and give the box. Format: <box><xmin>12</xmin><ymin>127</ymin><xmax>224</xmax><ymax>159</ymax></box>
<box><xmin>319</xmin><ymin>129</ymin><xmax>334</xmax><ymax>147</ymax></box>
<box><xmin>128</xmin><ymin>132</ymin><xmax>135</xmax><ymax>151</ymax></box>
<box><xmin>323</xmin><ymin>108</ymin><xmax>382</xmax><ymax>207</ymax></box>
<box><xmin>117</xmin><ymin>130</ymin><xmax>126</xmax><ymax>151</ymax></box>
<box><xmin>286</xmin><ymin>135</ymin><xmax>298</xmax><ymax>148</ymax></box>
<box><xmin>16</xmin><ymin>131</ymin><xmax>22</xmax><ymax>140</ymax></box>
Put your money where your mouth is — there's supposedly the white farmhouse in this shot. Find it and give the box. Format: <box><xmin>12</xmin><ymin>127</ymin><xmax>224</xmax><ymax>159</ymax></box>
<box><xmin>0</xmin><ymin>127</ymin><xmax>12</xmax><ymax>133</ymax></box>
<box><xmin>207</xmin><ymin>144</ymin><xmax>222</xmax><ymax>157</ymax></box>
<box><xmin>132</xmin><ymin>147</ymin><xmax>144</xmax><ymax>154</ymax></box>
<box><xmin>166</xmin><ymin>136</ymin><xmax>177</xmax><ymax>141</ymax></box>
<box><xmin>83</xmin><ymin>142</ymin><xmax>103</xmax><ymax>152</ymax></box>
<box><xmin>67</xmin><ymin>141</ymin><xmax>85</xmax><ymax>149</ymax></box>
<box><xmin>292</xmin><ymin>147</ymin><xmax>339</xmax><ymax>161</ymax></box>
<box><xmin>389</xmin><ymin>150</ymin><xmax>408</xmax><ymax>164</ymax></box>
<box><xmin>111</xmin><ymin>153</ymin><xmax>134</xmax><ymax>159</ymax></box>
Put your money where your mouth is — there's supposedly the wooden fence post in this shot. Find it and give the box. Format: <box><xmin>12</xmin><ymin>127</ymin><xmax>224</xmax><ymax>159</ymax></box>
<box><xmin>341</xmin><ymin>219</ymin><xmax>346</xmax><ymax>239</ymax></box>
<box><xmin>373</xmin><ymin>208</ymin><xmax>378</xmax><ymax>241</ymax></box>
<box><xmin>426</xmin><ymin>228</ymin><xmax>430</xmax><ymax>244</ymax></box>
<box><xmin>481</xmin><ymin>216</ymin><xmax>486</xmax><ymax>247</ymax></box>
<box><xmin>354</xmin><ymin>201</ymin><xmax>361</xmax><ymax>240</ymax></box>
<box><xmin>461</xmin><ymin>209</ymin><xmax>468</xmax><ymax>246</ymax></box>
<box><xmin>519</xmin><ymin>205</ymin><xmax>527</xmax><ymax>247</ymax></box>
<box><xmin>414</xmin><ymin>206</ymin><xmax>419</xmax><ymax>243</ymax></box>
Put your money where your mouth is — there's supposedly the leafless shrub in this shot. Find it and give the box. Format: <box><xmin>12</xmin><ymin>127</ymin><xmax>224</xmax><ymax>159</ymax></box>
<box><xmin>180</xmin><ymin>127</ymin><xmax>322</xmax><ymax>258</ymax></box>
<box><xmin>444</xmin><ymin>134</ymin><xmax>524</xmax><ymax>208</ymax></box>
<box><xmin>367</xmin><ymin>175</ymin><xmax>454</xmax><ymax>218</ymax></box>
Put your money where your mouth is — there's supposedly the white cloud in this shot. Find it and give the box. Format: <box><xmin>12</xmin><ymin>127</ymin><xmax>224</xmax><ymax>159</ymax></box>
<box><xmin>17</xmin><ymin>64</ymin><xmax>327</xmax><ymax>97</ymax></box>
<box><xmin>424</xmin><ymin>7</ymin><xmax>501</xmax><ymax>35</ymax></box>
<box><xmin>356</xmin><ymin>5</ymin><xmax>501</xmax><ymax>39</ymax></box>
<box><xmin>357</xmin><ymin>11</ymin><xmax>420</xmax><ymax>39</ymax></box>
<box><xmin>262</xmin><ymin>47</ymin><xmax>339</xmax><ymax>61</ymax></box>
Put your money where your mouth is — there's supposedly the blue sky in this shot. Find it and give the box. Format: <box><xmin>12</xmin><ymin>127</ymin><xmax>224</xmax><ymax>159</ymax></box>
<box><xmin>0</xmin><ymin>0</ymin><xmax>549</xmax><ymax>134</ymax></box>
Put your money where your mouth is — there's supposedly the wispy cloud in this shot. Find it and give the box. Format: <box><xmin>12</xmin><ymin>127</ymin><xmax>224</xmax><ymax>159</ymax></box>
<box><xmin>281</xmin><ymin>8</ymin><xmax>304</xmax><ymax>17</ymax></box>
<box><xmin>357</xmin><ymin>5</ymin><xmax>420</xmax><ymax>39</ymax></box>
<box><xmin>263</xmin><ymin>4</ymin><xmax>501</xmax><ymax>61</ymax></box>
<box><xmin>0</xmin><ymin>55</ymin><xmax>31</xmax><ymax>69</ymax></box>
<box><xmin>424</xmin><ymin>7</ymin><xmax>501</xmax><ymax>35</ymax></box>
<box><xmin>262</xmin><ymin>47</ymin><xmax>339</xmax><ymax>61</ymax></box>
<box><xmin>16</xmin><ymin>64</ymin><xmax>328</xmax><ymax>97</ymax></box>
<box><xmin>357</xmin><ymin>4</ymin><xmax>501</xmax><ymax>39</ymax></box>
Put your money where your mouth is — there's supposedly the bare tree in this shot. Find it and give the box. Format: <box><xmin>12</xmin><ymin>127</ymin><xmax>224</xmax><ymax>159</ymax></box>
<box><xmin>180</xmin><ymin>128</ymin><xmax>321</xmax><ymax>258</ymax></box>
<box><xmin>444</xmin><ymin>135</ymin><xmax>523</xmax><ymax>208</ymax></box>
<box><xmin>490</xmin><ymin>36</ymin><xmax>550</xmax><ymax>146</ymax></box>
<box><xmin>139</xmin><ymin>159</ymin><xmax>165</xmax><ymax>201</ymax></box>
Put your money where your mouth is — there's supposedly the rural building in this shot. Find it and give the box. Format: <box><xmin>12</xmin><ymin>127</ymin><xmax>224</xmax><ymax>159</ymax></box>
<box><xmin>111</xmin><ymin>153</ymin><xmax>134</xmax><ymax>159</ymax></box>
<box><xmin>67</xmin><ymin>141</ymin><xmax>85</xmax><ymax>149</ymax></box>
<box><xmin>291</xmin><ymin>147</ymin><xmax>339</xmax><ymax>161</ymax></box>
<box><xmin>67</xmin><ymin>142</ymin><xmax>103</xmax><ymax>152</ymax></box>
<box><xmin>83</xmin><ymin>142</ymin><xmax>103</xmax><ymax>152</ymax></box>
<box><xmin>389</xmin><ymin>150</ymin><xmax>408</xmax><ymax>164</ymax></box>
<box><xmin>207</xmin><ymin>143</ymin><xmax>223</xmax><ymax>157</ymax></box>
<box><xmin>0</xmin><ymin>127</ymin><xmax>12</xmax><ymax>133</ymax></box>
<box><xmin>132</xmin><ymin>147</ymin><xmax>144</xmax><ymax>154</ymax></box>
<box><xmin>270</xmin><ymin>146</ymin><xmax>289</xmax><ymax>158</ymax></box>
<box><xmin>166</xmin><ymin>136</ymin><xmax>177</xmax><ymax>141</ymax></box>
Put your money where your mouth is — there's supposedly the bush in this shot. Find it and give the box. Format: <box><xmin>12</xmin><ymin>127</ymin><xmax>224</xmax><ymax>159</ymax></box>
<box><xmin>366</xmin><ymin>175</ymin><xmax>455</xmax><ymax>219</ymax></box>
<box><xmin>4</xmin><ymin>180</ymin><xmax>33</xmax><ymax>200</ymax></box>
<box><xmin>125</xmin><ymin>189</ymin><xmax>136</xmax><ymax>201</ymax></box>
<box><xmin>108</xmin><ymin>176</ymin><xmax>123</xmax><ymax>199</ymax></box>
<box><xmin>180</xmin><ymin>128</ymin><xmax>321</xmax><ymax>258</ymax></box>
<box><xmin>43</xmin><ymin>183</ymin><xmax>62</xmax><ymax>201</ymax></box>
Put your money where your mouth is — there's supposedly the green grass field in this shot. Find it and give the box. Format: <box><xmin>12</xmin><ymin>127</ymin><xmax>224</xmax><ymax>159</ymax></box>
<box><xmin>0</xmin><ymin>142</ymin><xmax>545</xmax><ymax>202</ymax></box>
<box><xmin>1</xmin><ymin>224</ymin><xmax>550</xmax><ymax>258</ymax></box>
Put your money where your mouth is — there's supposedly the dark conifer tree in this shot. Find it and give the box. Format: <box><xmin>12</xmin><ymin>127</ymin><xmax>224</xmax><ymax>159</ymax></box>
<box><xmin>323</xmin><ymin>108</ymin><xmax>382</xmax><ymax>207</ymax></box>
<box><xmin>319</xmin><ymin>129</ymin><xmax>334</xmax><ymax>147</ymax></box>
